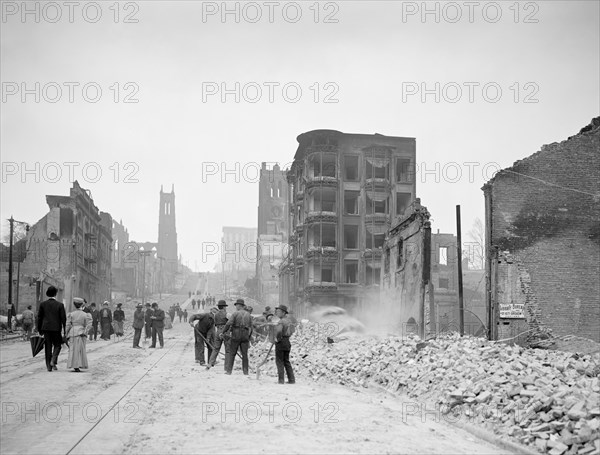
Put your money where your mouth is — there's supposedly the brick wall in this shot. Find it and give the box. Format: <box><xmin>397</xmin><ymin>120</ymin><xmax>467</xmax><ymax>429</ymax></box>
<box><xmin>486</xmin><ymin>118</ymin><xmax>600</xmax><ymax>343</ymax></box>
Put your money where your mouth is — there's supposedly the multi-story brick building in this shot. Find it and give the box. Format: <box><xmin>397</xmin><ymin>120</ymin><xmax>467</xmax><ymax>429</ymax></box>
<box><xmin>21</xmin><ymin>181</ymin><xmax>113</xmax><ymax>312</ymax></box>
<box><xmin>280</xmin><ymin>129</ymin><xmax>416</xmax><ymax>317</ymax></box>
<box><xmin>483</xmin><ymin>117</ymin><xmax>600</xmax><ymax>344</ymax></box>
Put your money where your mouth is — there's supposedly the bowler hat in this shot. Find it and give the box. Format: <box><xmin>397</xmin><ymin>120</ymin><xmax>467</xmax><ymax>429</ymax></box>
<box><xmin>217</xmin><ymin>300</ymin><xmax>228</xmax><ymax>307</ymax></box>
<box><xmin>151</xmin><ymin>302</ymin><xmax>158</xmax><ymax>308</ymax></box>
<box><xmin>275</xmin><ymin>305</ymin><xmax>289</xmax><ymax>314</ymax></box>
<box><xmin>46</xmin><ymin>286</ymin><xmax>58</xmax><ymax>297</ymax></box>
<box><xmin>136</xmin><ymin>303</ymin><xmax>143</xmax><ymax>308</ymax></box>
<box><xmin>234</xmin><ymin>298</ymin><xmax>245</xmax><ymax>306</ymax></box>
<box><xmin>145</xmin><ymin>303</ymin><xmax>151</xmax><ymax>307</ymax></box>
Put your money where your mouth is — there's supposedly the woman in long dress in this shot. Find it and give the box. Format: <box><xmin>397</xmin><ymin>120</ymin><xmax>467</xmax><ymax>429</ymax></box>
<box><xmin>66</xmin><ymin>298</ymin><xmax>93</xmax><ymax>372</ymax></box>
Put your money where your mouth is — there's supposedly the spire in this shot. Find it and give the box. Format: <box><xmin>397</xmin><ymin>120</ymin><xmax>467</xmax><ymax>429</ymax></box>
<box><xmin>171</xmin><ymin>183</ymin><xmax>174</xmax><ymax>193</ymax></box>
<box><xmin>161</xmin><ymin>184</ymin><xmax>163</xmax><ymax>193</ymax></box>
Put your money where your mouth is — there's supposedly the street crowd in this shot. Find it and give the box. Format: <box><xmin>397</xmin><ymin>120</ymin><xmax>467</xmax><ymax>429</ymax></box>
<box><xmin>24</xmin><ymin>287</ymin><xmax>296</xmax><ymax>384</ymax></box>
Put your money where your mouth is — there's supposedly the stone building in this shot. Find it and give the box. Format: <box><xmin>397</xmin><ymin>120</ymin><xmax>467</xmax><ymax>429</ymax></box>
<box><xmin>256</xmin><ymin>162</ymin><xmax>288</xmax><ymax>307</ymax></box>
<box><xmin>158</xmin><ymin>185</ymin><xmax>178</xmax><ymax>292</ymax></box>
<box><xmin>280</xmin><ymin>129</ymin><xmax>416</xmax><ymax>318</ymax></box>
<box><xmin>483</xmin><ymin>118</ymin><xmax>600</xmax><ymax>344</ymax></box>
<box><xmin>21</xmin><ymin>181</ymin><xmax>113</xmax><ymax>312</ymax></box>
<box><xmin>221</xmin><ymin>226</ymin><xmax>257</xmax><ymax>296</ymax></box>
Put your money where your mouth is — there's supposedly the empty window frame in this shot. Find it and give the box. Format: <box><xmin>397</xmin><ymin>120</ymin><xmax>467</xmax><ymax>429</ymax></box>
<box><xmin>366</xmin><ymin>195</ymin><xmax>388</xmax><ymax>214</ymax></box>
<box><xmin>309</xmin><ymin>153</ymin><xmax>336</xmax><ymax>178</ymax></box>
<box><xmin>344</xmin><ymin>155</ymin><xmax>359</xmax><ymax>181</ymax></box>
<box><xmin>396</xmin><ymin>158</ymin><xmax>413</xmax><ymax>183</ymax></box>
<box><xmin>396</xmin><ymin>193</ymin><xmax>412</xmax><ymax>217</ymax></box>
<box><xmin>345</xmin><ymin>261</ymin><xmax>358</xmax><ymax>283</ymax></box>
<box><xmin>308</xmin><ymin>224</ymin><xmax>336</xmax><ymax>248</ymax></box>
<box><xmin>439</xmin><ymin>247</ymin><xmax>448</xmax><ymax>265</ymax></box>
<box><xmin>344</xmin><ymin>225</ymin><xmax>358</xmax><ymax>249</ymax></box>
<box><xmin>366</xmin><ymin>267</ymin><xmax>381</xmax><ymax>285</ymax></box>
<box><xmin>365</xmin><ymin>156</ymin><xmax>389</xmax><ymax>179</ymax></box>
<box><xmin>366</xmin><ymin>233</ymin><xmax>385</xmax><ymax>249</ymax></box>
<box><xmin>311</xmin><ymin>264</ymin><xmax>335</xmax><ymax>282</ymax></box>
<box><xmin>310</xmin><ymin>187</ymin><xmax>336</xmax><ymax>212</ymax></box>
<box><xmin>396</xmin><ymin>238</ymin><xmax>404</xmax><ymax>269</ymax></box>
<box><xmin>344</xmin><ymin>190</ymin><xmax>359</xmax><ymax>215</ymax></box>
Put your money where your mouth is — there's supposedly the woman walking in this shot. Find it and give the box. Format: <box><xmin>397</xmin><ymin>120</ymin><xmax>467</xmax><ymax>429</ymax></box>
<box><xmin>66</xmin><ymin>298</ymin><xmax>93</xmax><ymax>372</ymax></box>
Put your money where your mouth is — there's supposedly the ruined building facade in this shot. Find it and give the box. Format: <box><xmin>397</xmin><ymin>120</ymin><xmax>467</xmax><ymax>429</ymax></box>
<box><xmin>483</xmin><ymin>118</ymin><xmax>600</xmax><ymax>344</ymax></box>
<box><xmin>280</xmin><ymin>130</ymin><xmax>416</xmax><ymax>317</ymax></box>
<box><xmin>256</xmin><ymin>163</ymin><xmax>288</xmax><ymax>307</ymax></box>
<box><xmin>21</xmin><ymin>181</ymin><xmax>113</xmax><ymax>312</ymax></box>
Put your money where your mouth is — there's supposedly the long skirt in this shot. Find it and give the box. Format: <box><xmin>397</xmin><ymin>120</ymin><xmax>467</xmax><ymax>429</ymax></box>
<box><xmin>101</xmin><ymin>321</ymin><xmax>111</xmax><ymax>339</ymax></box>
<box><xmin>114</xmin><ymin>320</ymin><xmax>124</xmax><ymax>336</ymax></box>
<box><xmin>67</xmin><ymin>335</ymin><xmax>89</xmax><ymax>369</ymax></box>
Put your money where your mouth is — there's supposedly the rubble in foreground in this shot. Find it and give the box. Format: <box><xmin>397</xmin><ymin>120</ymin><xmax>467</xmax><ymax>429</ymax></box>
<box><xmin>250</xmin><ymin>324</ymin><xmax>600</xmax><ymax>455</ymax></box>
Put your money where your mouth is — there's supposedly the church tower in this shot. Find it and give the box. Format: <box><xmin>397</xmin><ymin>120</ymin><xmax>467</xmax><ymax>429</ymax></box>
<box><xmin>158</xmin><ymin>185</ymin><xmax>178</xmax><ymax>286</ymax></box>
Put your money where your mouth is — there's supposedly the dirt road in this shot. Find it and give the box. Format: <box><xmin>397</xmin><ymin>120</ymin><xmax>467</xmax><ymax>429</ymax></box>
<box><xmin>0</xmin><ymin>297</ymin><xmax>510</xmax><ymax>455</ymax></box>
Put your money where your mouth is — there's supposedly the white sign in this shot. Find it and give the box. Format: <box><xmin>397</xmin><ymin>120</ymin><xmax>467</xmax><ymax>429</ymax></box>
<box><xmin>499</xmin><ymin>303</ymin><xmax>525</xmax><ymax>319</ymax></box>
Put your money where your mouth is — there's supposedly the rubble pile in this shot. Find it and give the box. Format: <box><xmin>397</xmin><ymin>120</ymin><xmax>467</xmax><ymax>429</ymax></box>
<box><xmin>249</xmin><ymin>324</ymin><xmax>600</xmax><ymax>454</ymax></box>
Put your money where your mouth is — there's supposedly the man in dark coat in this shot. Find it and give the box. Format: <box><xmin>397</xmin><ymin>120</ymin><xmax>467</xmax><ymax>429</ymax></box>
<box><xmin>99</xmin><ymin>302</ymin><xmax>112</xmax><ymax>340</ymax></box>
<box><xmin>191</xmin><ymin>299</ymin><xmax>196</xmax><ymax>310</ymax></box>
<box><xmin>207</xmin><ymin>300</ymin><xmax>229</xmax><ymax>370</ymax></box>
<box><xmin>144</xmin><ymin>303</ymin><xmax>152</xmax><ymax>339</ymax></box>
<box><xmin>274</xmin><ymin>305</ymin><xmax>295</xmax><ymax>384</ymax></box>
<box><xmin>88</xmin><ymin>303</ymin><xmax>99</xmax><ymax>341</ymax></box>
<box><xmin>189</xmin><ymin>308</ymin><xmax>216</xmax><ymax>365</ymax></box>
<box><xmin>149</xmin><ymin>302</ymin><xmax>165</xmax><ymax>348</ymax></box>
<box><xmin>37</xmin><ymin>286</ymin><xmax>66</xmax><ymax>372</ymax></box>
<box><xmin>222</xmin><ymin>299</ymin><xmax>252</xmax><ymax>375</ymax></box>
<box><xmin>132</xmin><ymin>303</ymin><xmax>145</xmax><ymax>348</ymax></box>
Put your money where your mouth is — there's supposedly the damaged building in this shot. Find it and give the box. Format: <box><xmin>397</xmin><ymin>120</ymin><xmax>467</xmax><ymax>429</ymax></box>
<box><xmin>279</xmin><ymin>129</ymin><xmax>416</xmax><ymax>317</ymax></box>
<box><xmin>483</xmin><ymin>117</ymin><xmax>600</xmax><ymax>344</ymax></box>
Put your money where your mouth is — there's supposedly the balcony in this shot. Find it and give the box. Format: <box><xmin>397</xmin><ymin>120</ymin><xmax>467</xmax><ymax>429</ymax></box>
<box><xmin>363</xmin><ymin>248</ymin><xmax>383</xmax><ymax>260</ymax></box>
<box><xmin>306</xmin><ymin>176</ymin><xmax>338</xmax><ymax>190</ymax></box>
<box><xmin>305</xmin><ymin>211</ymin><xmax>337</xmax><ymax>225</ymax></box>
<box><xmin>305</xmin><ymin>281</ymin><xmax>338</xmax><ymax>294</ymax></box>
<box><xmin>305</xmin><ymin>247</ymin><xmax>338</xmax><ymax>263</ymax></box>
<box><xmin>365</xmin><ymin>213</ymin><xmax>390</xmax><ymax>224</ymax></box>
<box><xmin>305</xmin><ymin>144</ymin><xmax>339</xmax><ymax>156</ymax></box>
<box><xmin>365</xmin><ymin>177</ymin><xmax>390</xmax><ymax>186</ymax></box>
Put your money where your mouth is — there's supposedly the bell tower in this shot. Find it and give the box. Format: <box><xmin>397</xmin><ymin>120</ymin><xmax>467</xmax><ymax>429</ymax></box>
<box><xmin>158</xmin><ymin>185</ymin><xmax>178</xmax><ymax>286</ymax></box>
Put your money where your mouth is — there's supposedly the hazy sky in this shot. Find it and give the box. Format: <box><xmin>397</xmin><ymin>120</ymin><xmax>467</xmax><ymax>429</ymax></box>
<box><xmin>1</xmin><ymin>1</ymin><xmax>598</xmax><ymax>271</ymax></box>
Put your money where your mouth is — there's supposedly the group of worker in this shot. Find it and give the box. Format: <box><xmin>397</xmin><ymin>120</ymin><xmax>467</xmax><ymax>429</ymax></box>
<box><xmin>189</xmin><ymin>299</ymin><xmax>295</xmax><ymax>384</ymax></box>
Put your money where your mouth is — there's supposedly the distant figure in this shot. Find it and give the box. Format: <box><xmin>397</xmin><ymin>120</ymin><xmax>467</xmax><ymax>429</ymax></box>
<box><xmin>99</xmin><ymin>302</ymin><xmax>112</xmax><ymax>340</ymax></box>
<box><xmin>132</xmin><ymin>303</ymin><xmax>145</xmax><ymax>349</ymax></box>
<box><xmin>191</xmin><ymin>299</ymin><xmax>196</xmax><ymax>310</ymax></box>
<box><xmin>189</xmin><ymin>291</ymin><xmax>192</xmax><ymax>298</ymax></box>
<box><xmin>7</xmin><ymin>303</ymin><xmax>15</xmax><ymax>333</ymax></box>
<box><xmin>113</xmin><ymin>303</ymin><xmax>125</xmax><ymax>337</ymax></box>
<box><xmin>201</xmin><ymin>299</ymin><xmax>206</xmax><ymax>310</ymax></box>
<box><xmin>37</xmin><ymin>286</ymin><xmax>66</xmax><ymax>372</ymax></box>
<box><xmin>88</xmin><ymin>303</ymin><xmax>99</xmax><ymax>341</ymax></box>
<box><xmin>178</xmin><ymin>308</ymin><xmax>183</xmax><ymax>322</ymax></box>
<box><xmin>21</xmin><ymin>305</ymin><xmax>35</xmax><ymax>341</ymax></box>
<box><xmin>183</xmin><ymin>309</ymin><xmax>188</xmax><ymax>322</ymax></box>
<box><xmin>66</xmin><ymin>298</ymin><xmax>92</xmax><ymax>372</ymax></box>
<box><xmin>169</xmin><ymin>305</ymin><xmax>176</xmax><ymax>324</ymax></box>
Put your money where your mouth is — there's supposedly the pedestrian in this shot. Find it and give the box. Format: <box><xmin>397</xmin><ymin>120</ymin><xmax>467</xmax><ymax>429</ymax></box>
<box><xmin>169</xmin><ymin>305</ymin><xmax>176</xmax><ymax>324</ymax></box>
<box><xmin>207</xmin><ymin>300</ymin><xmax>230</xmax><ymax>370</ymax></box>
<box><xmin>99</xmin><ymin>301</ymin><xmax>112</xmax><ymax>340</ymax></box>
<box><xmin>189</xmin><ymin>291</ymin><xmax>192</xmax><ymax>298</ymax></box>
<box><xmin>7</xmin><ymin>302</ymin><xmax>15</xmax><ymax>333</ymax></box>
<box><xmin>183</xmin><ymin>309</ymin><xmax>188</xmax><ymax>322</ymax></box>
<box><xmin>201</xmin><ymin>298</ymin><xmax>206</xmax><ymax>310</ymax></box>
<box><xmin>66</xmin><ymin>297</ymin><xmax>92</xmax><ymax>372</ymax></box>
<box><xmin>144</xmin><ymin>303</ymin><xmax>152</xmax><ymax>339</ymax></box>
<box><xmin>132</xmin><ymin>303</ymin><xmax>145</xmax><ymax>349</ymax></box>
<box><xmin>37</xmin><ymin>286</ymin><xmax>66</xmax><ymax>372</ymax></box>
<box><xmin>149</xmin><ymin>302</ymin><xmax>165</xmax><ymax>348</ymax></box>
<box><xmin>178</xmin><ymin>308</ymin><xmax>183</xmax><ymax>323</ymax></box>
<box><xmin>222</xmin><ymin>299</ymin><xmax>252</xmax><ymax>376</ymax></box>
<box><xmin>88</xmin><ymin>303</ymin><xmax>99</xmax><ymax>341</ymax></box>
<box><xmin>113</xmin><ymin>303</ymin><xmax>125</xmax><ymax>338</ymax></box>
<box><xmin>274</xmin><ymin>305</ymin><xmax>296</xmax><ymax>384</ymax></box>
<box><xmin>189</xmin><ymin>307</ymin><xmax>216</xmax><ymax>365</ymax></box>
<box><xmin>21</xmin><ymin>305</ymin><xmax>35</xmax><ymax>341</ymax></box>
<box><xmin>191</xmin><ymin>299</ymin><xmax>196</xmax><ymax>310</ymax></box>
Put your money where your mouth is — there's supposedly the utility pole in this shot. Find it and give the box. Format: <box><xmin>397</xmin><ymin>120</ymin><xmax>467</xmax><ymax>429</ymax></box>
<box><xmin>7</xmin><ymin>217</ymin><xmax>30</xmax><ymax>313</ymax></box>
<box><xmin>456</xmin><ymin>205</ymin><xmax>465</xmax><ymax>336</ymax></box>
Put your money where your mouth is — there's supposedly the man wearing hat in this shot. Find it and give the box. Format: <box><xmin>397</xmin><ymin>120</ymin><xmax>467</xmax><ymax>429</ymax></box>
<box><xmin>37</xmin><ymin>285</ymin><xmax>66</xmax><ymax>372</ymax></box>
<box><xmin>88</xmin><ymin>303</ymin><xmax>99</xmax><ymax>341</ymax></box>
<box><xmin>113</xmin><ymin>303</ymin><xmax>125</xmax><ymax>338</ymax></box>
<box><xmin>132</xmin><ymin>303</ymin><xmax>145</xmax><ymax>348</ymax></box>
<box><xmin>149</xmin><ymin>302</ymin><xmax>165</xmax><ymax>348</ymax></box>
<box><xmin>222</xmin><ymin>299</ymin><xmax>252</xmax><ymax>375</ymax></box>
<box><xmin>274</xmin><ymin>305</ymin><xmax>295</xmax><ymax>384</ymax></box>
<box><xmin>207</xmin><ymin>300</ymin><xmax>230</xmax><ymax>370</ymax></box>
<box><xmin>188</xmin><ymin>307</ymin><xmax>216</xmax><ymax>365</ymax></box>
<box><xmin>144</xmin><ymin>303</ymin><xmax>152</xmax><ymax>339</ymax></box>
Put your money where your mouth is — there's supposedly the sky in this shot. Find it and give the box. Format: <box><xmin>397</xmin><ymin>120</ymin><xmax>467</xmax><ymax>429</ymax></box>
<box><xmin>1</xmin><ymin>0</ymin><xmax>599</xmax><ymax>271</ymax></box>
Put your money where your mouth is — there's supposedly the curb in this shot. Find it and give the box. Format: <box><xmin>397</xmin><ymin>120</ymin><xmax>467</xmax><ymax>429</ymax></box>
<box><xmin>366</xmin><ymin>382</ymin><xmax>540</xmax><ymax>455</ymax></box>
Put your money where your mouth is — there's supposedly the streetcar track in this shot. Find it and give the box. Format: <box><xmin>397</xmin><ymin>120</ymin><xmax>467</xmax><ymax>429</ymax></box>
<box><xmin>65</xmin><ymin>337</ymin><xmax>186</xmax><ymax>455</ymax></box>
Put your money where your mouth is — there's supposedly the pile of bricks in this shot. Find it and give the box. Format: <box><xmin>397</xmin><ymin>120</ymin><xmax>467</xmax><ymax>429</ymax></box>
<box><xmin>250</xmin><ymin>324</ymin><xmax>600</xmax><ymax>454</ymax></box>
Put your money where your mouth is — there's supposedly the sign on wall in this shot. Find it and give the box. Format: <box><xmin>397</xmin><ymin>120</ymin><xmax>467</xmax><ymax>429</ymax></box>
<box><xmin>499</xmin><ymin>303</ymin><xmax>525</xmax><ymax>319</ymax></box>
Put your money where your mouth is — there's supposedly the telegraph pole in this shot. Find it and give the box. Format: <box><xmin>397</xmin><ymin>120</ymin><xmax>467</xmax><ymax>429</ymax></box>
<box><xmin>7</xmin><ymin>217</ymin><xmax>14</xmax><ymax>308</ymax></box>
<box><xmin>456</xmin><ymin>205</ymin><xmax>465</xmax><ymax>336</ymax></box>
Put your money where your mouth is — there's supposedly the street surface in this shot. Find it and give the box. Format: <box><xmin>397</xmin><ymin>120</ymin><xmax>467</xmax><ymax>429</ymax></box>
<box><xmin>0</xmin><ymin>296</ymin><xmax>510</xmax><ymax>455</ymax></box>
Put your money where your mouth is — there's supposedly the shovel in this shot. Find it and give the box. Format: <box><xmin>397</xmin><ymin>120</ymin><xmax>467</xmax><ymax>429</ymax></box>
<box><xmin>256</xmin><ymin>342</ymin><xmax>275</xmax><ymax>379</ymax></box>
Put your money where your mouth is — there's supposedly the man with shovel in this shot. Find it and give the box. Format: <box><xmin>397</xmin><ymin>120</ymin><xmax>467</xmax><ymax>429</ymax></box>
<box><xmin>206</xmin><ymin>300</ymin><xmax>230</xmax><ymax>370</ymax></box>
<box><xmin>189</xmin><ymin>307</ymin><xmax>216</xmax><ymax>365</ymax></box>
